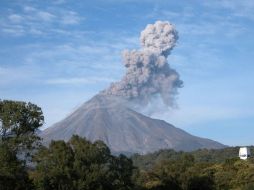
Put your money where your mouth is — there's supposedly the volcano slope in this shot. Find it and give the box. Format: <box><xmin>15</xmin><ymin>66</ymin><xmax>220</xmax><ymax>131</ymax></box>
<box><xmin>41</xmin><ymin>95</ymin><xmax>225</xmax><ymax>154</ymax></box>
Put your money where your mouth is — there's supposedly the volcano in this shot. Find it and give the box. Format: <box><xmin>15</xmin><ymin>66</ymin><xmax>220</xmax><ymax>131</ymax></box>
<box><xmin>41</xmin><ymin>21</ymin><xmax>225</xmax><ymax>154</ymax></box>
<box><xmin>41</xmin><ymin>95</ymin><xmax>225</xmax><ymax>154</ymax></box>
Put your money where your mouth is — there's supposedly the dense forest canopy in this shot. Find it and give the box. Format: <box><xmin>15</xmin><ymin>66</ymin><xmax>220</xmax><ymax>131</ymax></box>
<box><xmin>132</xmin><ymin>146</ymin><xmax>254</xmax><ymax>170</ymax></box>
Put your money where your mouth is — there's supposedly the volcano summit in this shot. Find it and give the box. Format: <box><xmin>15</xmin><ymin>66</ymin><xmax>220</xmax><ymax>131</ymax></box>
<box><xmin>41</xmin><ymin>21</ymin><xmax>225</xmax><ymax>154</ymax></box>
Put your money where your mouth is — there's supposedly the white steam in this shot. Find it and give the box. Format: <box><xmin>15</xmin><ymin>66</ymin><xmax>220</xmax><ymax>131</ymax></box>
<box><xmin>102</xmin><ymin>21</ymin><xmax>182</xmax><ymax>106</ymax></box>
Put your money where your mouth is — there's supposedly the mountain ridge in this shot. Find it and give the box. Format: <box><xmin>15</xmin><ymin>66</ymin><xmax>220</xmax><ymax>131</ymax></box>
<box><xmin>41</xmin><ymin>95</ymin><xmax>225</xmax><ymax>154</ymax></box>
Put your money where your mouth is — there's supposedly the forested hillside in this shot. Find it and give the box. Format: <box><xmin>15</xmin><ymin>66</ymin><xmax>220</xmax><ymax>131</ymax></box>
<box><xmin>131</xmin><ymin>147</ymin><xmax>254</xmax><ymax>190</ymax></box>
<box><xmin>132</xmin><ymin>146</ymin><xmax>254</xmax><ymax>170</ymax></box>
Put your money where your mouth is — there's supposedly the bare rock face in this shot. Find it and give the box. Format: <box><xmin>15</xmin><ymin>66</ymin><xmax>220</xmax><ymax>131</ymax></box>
<box><xmin>41</xmin><ymin>95</ymin><xmax>225</xmax><ymax>154</ymax></box>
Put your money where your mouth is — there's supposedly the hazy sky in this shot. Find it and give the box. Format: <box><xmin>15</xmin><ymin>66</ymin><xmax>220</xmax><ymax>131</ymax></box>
<box><xmin>1</xmin><ymin>0</ymin><xmax>254</xmax><ymax>146</ymax></box>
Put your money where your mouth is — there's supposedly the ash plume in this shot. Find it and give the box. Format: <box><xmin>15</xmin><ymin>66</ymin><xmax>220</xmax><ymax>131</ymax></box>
<box><xmin>102</xmin><ymin>21</ymin><xmax>183</xmax><ymax>106</ymax></box>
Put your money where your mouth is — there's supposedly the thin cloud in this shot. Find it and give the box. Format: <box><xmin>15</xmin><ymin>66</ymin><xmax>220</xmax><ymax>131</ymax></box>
<box><xmin>203</xmin><ymin>0</ymin><xmax>254</xmax><ymax>21</ymax></box>
<box><xmin>37</xmin><ymin>11</ymin><xmax>55</xmax><ymax>22</ymax></box>
<box><xmin>153</xmin><ymin>102</ymin><xmax>254</xmax><ymax>129</ymax></box>
<box><xmin>0</xmin><ymin>65</ymin><xmax>42</xmax><ymax>86</ymax></box>
<box><xmin>1</xmin><ymin>25</ymin><xmax>25</xmax><ymax>36</ymax></box>
<box><xmin>0</xmin><ymin>36</ymin><xmax>129</xmax><ymax>87</ymax></box>
<box><xmin>23</xmin><ymin>5</ymin><xmax>37</xmax><ymax>12</ymax></box>
<box><xmin>53</xmin><ymin>0</ymin><xmax>67</xmax><ymax>5</ymax></box>
<box><xmin>144</xmin><ymin>3</ymin><xmax>247</xmax><ymax>38</ymax></box>
<box><xmin>46</xmin><ymin>77</ymin><xmax>115</xmax><ymax>85</ymax></box>
<box><xmin>61</xmin><ymin>11</ymin><xmax>82</xmax><ymax>25</ymax></box>
<box><xmin>8</xmin><ymin>14</ymin><xmax>23</xmax><ymax>23</ymax></box>
<box><xmin>0</xmin><ymin>4</ymin><xmax>84</xmax><ymax>37</ymax></box>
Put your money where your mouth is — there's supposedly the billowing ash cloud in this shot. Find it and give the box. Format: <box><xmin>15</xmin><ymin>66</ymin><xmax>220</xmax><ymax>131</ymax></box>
<box><xmin>102</xmin><ymin>21</ymin><xmax>183</xmax><ymax>106</ymax></box>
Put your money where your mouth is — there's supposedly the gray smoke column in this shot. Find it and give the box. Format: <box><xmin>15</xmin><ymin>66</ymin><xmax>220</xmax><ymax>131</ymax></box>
<box><xmin>102</xmin><ymin>21</ymin><xmax>183</xmax><ymax>106</ymax></box>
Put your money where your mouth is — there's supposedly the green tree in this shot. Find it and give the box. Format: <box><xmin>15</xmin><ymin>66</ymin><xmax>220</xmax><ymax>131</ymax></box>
<box><xmin>0</xmin><ymin>100</ymin><xmax>44</xmax><ymax>159</ymax></box>
<box><xmin>31</xmin><ymin>140</ymin><xmax>75</xmax><ymax>190</ymax></box>
<box><xmin>32</xmin><ymin>135</ymin><xmax>134</xmax><ymax>190</ymax></box>
<box><xmin>0</xmin><ymin>100</ymin><xmax>44</xmax><ymax>190</ymax></box>
<box><xmin>0</xmin><ymin>135</ymin><xmax>34</xmax><ymax>190</ymax></box>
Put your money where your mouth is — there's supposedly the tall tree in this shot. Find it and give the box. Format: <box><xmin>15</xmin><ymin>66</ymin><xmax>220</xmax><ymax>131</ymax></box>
<box><xmin>0</xmin><ymin>100</ymin><xmax>43</xmax><ymax>190</ymax></box>
<box><xmin>0</xmin><ymin>100</ymin><xmax>44</xmax><ymax>159</ymax></box>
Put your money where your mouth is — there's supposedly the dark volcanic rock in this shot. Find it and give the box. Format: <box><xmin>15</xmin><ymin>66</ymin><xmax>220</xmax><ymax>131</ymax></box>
<box><xmin>41</xmin><ymin>95</ymin><xmax>225</xmax><ymax>154</ymax></box>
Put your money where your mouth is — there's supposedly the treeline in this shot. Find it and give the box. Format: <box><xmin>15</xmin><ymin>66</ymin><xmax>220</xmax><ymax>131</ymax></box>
<box><xmin>133</xmin><ymin>152</ymin><xmax>254</xmax><ymax>190</ymax></box>
<box><xmin>132</xmin><ymin>146</ymin><xmax>254</xmax><ymax>170</ymax></box>
<box><xmin>1</xmin><ymin>100</ymin><xmax>254</xmax><ymax>190</ymax></box>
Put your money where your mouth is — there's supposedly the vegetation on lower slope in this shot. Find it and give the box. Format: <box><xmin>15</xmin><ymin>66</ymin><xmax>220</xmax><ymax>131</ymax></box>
<box><xmin>133</xmin><ymin>153</ymin><xmax>254</xmax><ymax>190</ymax></box>
<box><xmin>1</xmin><ymin>100</ymin><xmax>254</xmax><ymax>190</ymax></box>
<box><xmin>132</xmin><ymin>146</ymin><xmax>254</xmax><ymax>170</ymax></box>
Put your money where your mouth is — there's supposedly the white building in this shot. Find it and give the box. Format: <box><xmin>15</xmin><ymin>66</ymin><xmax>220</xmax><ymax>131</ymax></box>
<box><xmin>239</xmin><ymin>147</ymin><xmax>251</xmax><ymax>160</ymax></box>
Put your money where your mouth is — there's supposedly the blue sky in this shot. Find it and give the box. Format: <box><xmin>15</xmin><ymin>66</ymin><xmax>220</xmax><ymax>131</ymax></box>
<box><xmin>1</xmin><ymin>0</ymin><xmax>254</xmax><ymax>146</ymax></box>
